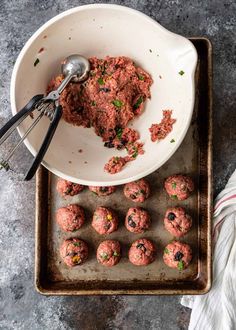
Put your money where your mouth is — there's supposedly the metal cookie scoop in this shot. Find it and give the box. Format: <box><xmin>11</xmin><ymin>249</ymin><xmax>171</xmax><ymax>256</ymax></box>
<box><xmin>0</xmin><ymin>54</ymin><xmax>90</xmax><ymax>180</ymax></box>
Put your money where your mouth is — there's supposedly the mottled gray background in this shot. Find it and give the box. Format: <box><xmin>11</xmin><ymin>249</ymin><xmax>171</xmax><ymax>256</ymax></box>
<box><xmin>0</xmin><ymin>0</ymin><xmax>235</xmax><ymax>329</ymax></box>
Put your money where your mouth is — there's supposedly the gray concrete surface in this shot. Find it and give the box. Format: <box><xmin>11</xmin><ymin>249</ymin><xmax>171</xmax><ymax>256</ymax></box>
<box><xmin>0</xmin><ymin>0</ymin><xmax>235</xmax><ymax>329</ymax></box>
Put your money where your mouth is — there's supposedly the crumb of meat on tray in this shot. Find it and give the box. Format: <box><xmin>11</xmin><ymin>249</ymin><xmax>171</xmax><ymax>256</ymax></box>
<box><xmin>149</xmin><ymin>110</ymin><xmax>176</xmax><ymax>142</ymax></box>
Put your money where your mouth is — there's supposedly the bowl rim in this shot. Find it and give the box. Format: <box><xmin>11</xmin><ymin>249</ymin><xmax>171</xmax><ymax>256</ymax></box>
<box><xmin>10</xmin><ymin>4</ymin><xmax>198</xmax><ymax>186</ymax></box>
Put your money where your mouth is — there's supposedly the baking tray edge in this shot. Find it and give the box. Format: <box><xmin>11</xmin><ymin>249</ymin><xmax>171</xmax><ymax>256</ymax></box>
<box><xmin>35</xmin><ymin>37</ymin><xmax>213</xmax><ymax>295</ymax></box>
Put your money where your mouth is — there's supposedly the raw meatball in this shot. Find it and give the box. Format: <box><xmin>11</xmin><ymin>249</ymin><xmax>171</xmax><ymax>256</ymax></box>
<box><xmin>60</xmin><ymin>238</ymin><xmax>88</xmax><ymax>267</ymax></box>
<box><xmin>97</xmin><ymin>240</ymin><xmax>121</xmax><ymax>267</ymax></box>
<box><xmin>124</xmin><ymin>179</ymin><xmax>150</xmax><ymax>203</ymax></box>
<box><xmin>125</xmin><ymin>207</ymin><xmax>151</xmax><ymax>233</ymax></box>
<box><xmin>163</xmin><ymin>241</ymin><xmax>192</xmax><ymax>270</ymax></box>
<box><xmin>164</xmin><ymin>207</ymin><xmax>192</xmax><ymax>237</ymax></box>
<box><xmin>92</xmin><ymin>207</ymin><xmax>119</xmax><ymax>235</ymax></box>
<box><xmin>164</xmin><ymin>174</ymin><xmax>194</xmax><ymax>200</ymax></box>
<box><xmin>56</xmin><ymin>204</ymin><xmax>85</xmax><ymax>232</ymax></box>
<box><xmin>56</xmin><ymin>178</ymin><xmax>84</xmax><ymax>197</ymax></box>
<box><xmin>89</xmin><ymin>185</ymin><xmax>116</xmax><ymax>196</ymax></box>
<box><xmin>128</xmin><ymin>238</ymin><xmax>156</xmax><ymax>266</ymax></box>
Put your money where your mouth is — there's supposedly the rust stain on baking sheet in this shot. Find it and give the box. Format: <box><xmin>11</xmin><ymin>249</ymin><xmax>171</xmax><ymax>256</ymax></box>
<box><xmin>35</xmin><ymin>38</ymin><xmax>212</xmax><ymax>295</ymax></box>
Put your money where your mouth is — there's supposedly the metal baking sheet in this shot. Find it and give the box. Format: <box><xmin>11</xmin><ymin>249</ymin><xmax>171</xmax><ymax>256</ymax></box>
<box><xmin>35</xmin><ymin>38</ymin><xmax>212</xmax><ymax>295</ymax></box>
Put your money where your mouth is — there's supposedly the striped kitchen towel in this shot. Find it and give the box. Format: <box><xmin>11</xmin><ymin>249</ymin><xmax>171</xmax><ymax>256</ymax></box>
<box><xmin>181</xmin><ymin>169</ymin><xmax>236</xmax><ymax>330</ymax></box>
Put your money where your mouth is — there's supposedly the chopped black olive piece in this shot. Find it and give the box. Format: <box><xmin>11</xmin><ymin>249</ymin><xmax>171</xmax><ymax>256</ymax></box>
<box><xmin>136</xmin><ymin>243</ymin><xmax>146</xmax><ymax>252</ymax></box>
<box><xmin>130</xmin><ymin>194</ymin><xmax>137</xmax><ymax>200</ymax></box>
<box><xmin>65</xmin><ymin>187</ymin><xmax>73</xmax><ymax>195</ymax></box>
<box><xmin>99</xmin><ymin>87</ymin><xmax>111</xmax><ymax>93</ymax></box>
<box><xmin>168</xmin><ymin>212</ymin><xmax>176</xmax><ymax>221</ymax></box>
<box><xmin>100</xmin><ymin>187</ymin><xmax>108</xmax><ymax>193</ymax></box>
<box><xmin>174</xmin><ymin>251</ymin><xmax>184</xmax><ymax>261</ymax></box>
<box><xmin>99</xmin><ymin>127</ymin><xmax>105</xmax><ymax>135</ymax></box>
<box><xmin>116</xmin><ymin>144</ymin><xmax>124</xmax><ymax>150</ymax></box>
<box><xmin>128</xmin><ymin>215</ymin><xmax>136</xmax><ymax>228</ymax></box>
<box><xmin>74</xmin><ymin>106</ymin><xmax>84</xmax><ymax>113</ymax></box>
<box><xmin>104</xmin><ymin>141</ymin><xmax>114</xmax><ymax>148</ymax></box>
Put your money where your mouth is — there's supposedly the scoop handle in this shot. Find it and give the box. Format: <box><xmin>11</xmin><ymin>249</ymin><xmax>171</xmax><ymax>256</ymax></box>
<box><xmin>24</xmin><ymin>105</ymin><xmax>62</xmax><ymax>181</ymax></box>
<box><xmin>0</xmin><ymin>95</ymin><xmax>44</xmax><ymax>145</ymax></box>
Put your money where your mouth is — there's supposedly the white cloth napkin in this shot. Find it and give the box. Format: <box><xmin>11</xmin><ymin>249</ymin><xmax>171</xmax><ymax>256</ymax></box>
<box><xmin>181</xmin><ymin>170</ymin><xmax>236</xmax><ymax>330</ymax></box>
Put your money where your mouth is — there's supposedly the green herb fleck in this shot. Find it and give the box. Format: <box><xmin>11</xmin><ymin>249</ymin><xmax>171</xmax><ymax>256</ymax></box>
<box><xmin>73</xmin><ymin>242</ymin><xmax>81</xmax><ymax>247</ymax></box>
<box><xmin>140</xmin><ymin>189</ymin><xmax>145</xmax><ymax>194</ymax></box>
<box><xmin>149</xmin><ymin>49</ymin><xmax>152</xmax><ymax>53</ymax></box>
<box><xmin>112</xmin><ymin>100</ymin><xmax>123</xmax><ymax>108</ymax></box>
<box><xmin>170</xmin><ymin>139</ymin><xmax>175</xmax><ymax>143</ymax></box>
<box><xmin>179</xmin><ymin>70</ymin><xmax>185</xmax><ymax>76</ymax></box>
<box><xmin>164</xmin><ymin>248</ymin><xmax>169</xmax><ymax>254</ymax></box>
<box><xmin>100</xmin><ymin>252</ymin><xmax>109</xmax><ymax>260</ymax></box>
<box><xmin>97</xmin><ymin>77</ymin><xmax>105</xmax><ymax>85</ymax></box>
<box><xmin>113</xmin><ymin>251</ymin><xmax>120</xmax><ymax>257</ymax></box>
<box><xmin>114</xmin><ymin>156</ymin><xmax>119</xmax><ymax>161</ymax></box>
<box><xmin>132</xmin><ymin>146</ymin><xmax>138</xmax><ymax>158</ymax></box>
<box><xmin>132</xmin><ymin>151</ymin><xmax>138</xmax><ymax>158</ymax></box>
<box><xmin>34</xmin><ymin>58</ymin><xmax>40</xmax><ymax>67</ymax></box>
<box><xmin>172</xmin><ymin>182</ymin><xmax>177</xmax><ymax>189</ymax></box>
<box><xmin>138</xmin><ymin>75</ymin><xmax>145</xmax><ymax>81</ymax></box>
<box><xmin>92</xmin><ymin>191</ymin><xmax>98</xmax><ymax>196</ymax></box>
<box><xmin>91</xmin><ymin>101</ymin><xmax>96</xmax><ymax>106</ymax></box>
<box><xmin>133</xmin><ymin>96</ymin><xmax>143</xmax><ymax>110</ymax></box>
<box><xmin>177</xmin><ymin>260</ymin><xmax>184</xmax><ymax>270</ymax></box>
<box><xmin>116</xmin><ymin>128</ymin><xmax>123</xmax><ymax>139</ymax></box>
<box><xmin>171</xmin><ymin>194</ymin><xmax>178</xmax><ymax>199</ymax></box>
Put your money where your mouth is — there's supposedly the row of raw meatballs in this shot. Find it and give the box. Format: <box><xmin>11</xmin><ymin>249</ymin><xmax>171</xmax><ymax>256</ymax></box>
<box><xmin>57</xmin><ymin>174</ymin><xmax>195</xmax><ymax>202</ymax></box>
<box><xmin>56</xmin><ymin>205</ymin><xmax>192</xmax><ymax>237</ymax></box>
<box><xmin>60</xmin><ymin>237</ymin><xmax>192</xmax><ymax>270</ymax></box>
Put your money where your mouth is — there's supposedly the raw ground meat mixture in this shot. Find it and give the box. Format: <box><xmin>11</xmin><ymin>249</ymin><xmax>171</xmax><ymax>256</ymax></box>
<box><xmin>125</xmin><ymin>207</ymin><xmax>151</xmax><ymax>233</ymax></box>
<box><xmin>92</xmin><ymin>206</ymin><xmax>119</xmax><ymax>235</ymax></box>
<box><xmin>124</xmin><ymin>179</ymin><xmax>150</xmax><ymax>203</ymax></box>
<box><xmin>60</xmin><ymin>238</ymin><xmax>89</xmax><ymax>267</ymax></box>
<box><xmin>56</xmin><ymin>178</ymin><xmax>84</xmax><ymax>197</ymax></box>
<box><xmin>129</xmin><ymin>238</ymin><xmax>156</xmax><ymax>266</ymax></box>
<box><xmin>164</xmin><ymin>174</ymin><xmax>194</xmax><ymax>200</ymax></box>
<box><xmin>104</xmin><ymin>156</ymin><xmax>128</xmax><ymax>174</ymax></box>
<box><xmin>48</xmin><ymin>56</ymin><xmax>152</xmax><ymax>174</ymax></box>
<box><xmin>56</xmin><ymin>204</ymin><xmax>85</xmax><ymax>232</ymax></box>
<box><xmin>164</xmin><ymin>207</ymin><xmax>192</xmax><ymax>237</ymax></box>
<box><xmin>96</xmin><ymin>240</ymin><xmax>121</xmax><ymax>267</ymax></box>
<box><xmin>149</xmin><ymin>110</ymin><xmax>176</xmax><ymax>142</ymax></box>
<box><xmin>163</xmin><ymin>241</ymin><xmax>192</xmax><ymax>270</ymax></box>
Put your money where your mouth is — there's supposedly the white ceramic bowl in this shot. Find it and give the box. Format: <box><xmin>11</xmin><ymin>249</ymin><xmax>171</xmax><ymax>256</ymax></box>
<box><xmin>11</xmin><ymin>4</ymin><xmax>197</xmax><ymax>186</ymax></box>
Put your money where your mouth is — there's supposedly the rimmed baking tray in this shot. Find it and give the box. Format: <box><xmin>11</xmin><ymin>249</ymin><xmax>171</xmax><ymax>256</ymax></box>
<box><xmin>35</xmin><ymin>37</ymin><xmax>212</xmax><ymax>295</ymax></box>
